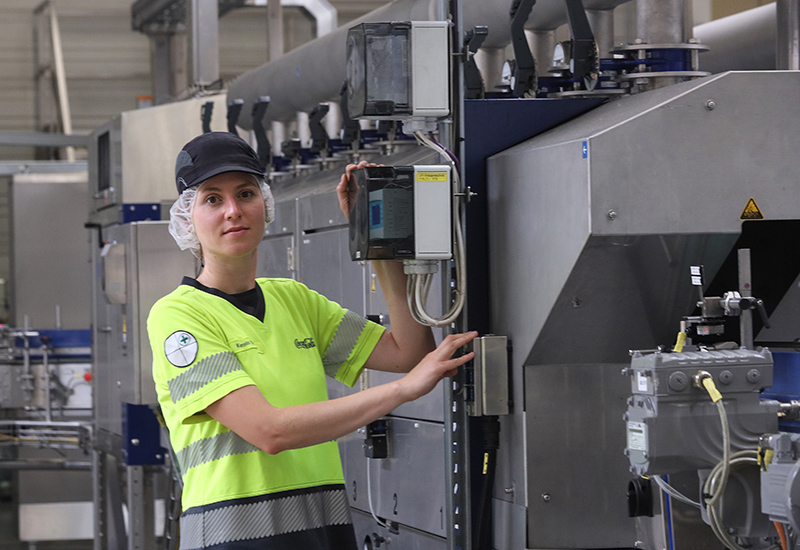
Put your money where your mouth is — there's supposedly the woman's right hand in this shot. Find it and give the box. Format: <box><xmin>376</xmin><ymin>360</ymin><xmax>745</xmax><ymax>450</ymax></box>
<box><xmin>397</xmin><ymin>331</ymin><xmax>478</xmax><ymax>402</ymax></box>
<box><xmin>336</xmin><ymin>160</ymin><xmax>370</xmax><ymax>220</ymax></box>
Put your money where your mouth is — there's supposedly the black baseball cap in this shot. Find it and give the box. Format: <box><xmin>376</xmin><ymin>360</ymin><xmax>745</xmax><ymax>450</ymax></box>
<box><xmin>174</xmin><ymin>131</ymin><xmax>264</xmax><ymax>195</ymax></box>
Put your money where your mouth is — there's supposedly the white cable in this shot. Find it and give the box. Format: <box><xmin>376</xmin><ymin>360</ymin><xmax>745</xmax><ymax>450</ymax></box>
<box><xmin>697</xmin><ymin>382</ymin><xmax>780</xmax><ymax>550</ymax></box>
<box><xmin>703</xmin><ymin>450</ymin><xmax>779</xmax><ymax>550</ymax></box>
<box><xmin>366</xmin><ymin>457</ymin><xmax>392</xmax><ymax>530</ymax></box>
<box><xmin>407</xmin><ymin>130</ymin><xmax>467</xmax><ymax>327</ymax></box>
<box><xmin>705</xmin><ymin>398</ymin><xmax>731</xmax><ymax>509</ymax></box>
<box><xmin>653</xmin><ymin>476</ymin><xmax>700</xmax><ymax>508</ymax></box>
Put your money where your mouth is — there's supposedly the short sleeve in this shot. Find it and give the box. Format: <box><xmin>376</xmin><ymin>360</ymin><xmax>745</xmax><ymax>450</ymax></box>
<box><xmin>147</xmin><ymin>292</ymin><xmax>256</xmax><ymax>425</ymax></box>
<box><xmin>285</xmin><ymin>281</ymin><xmax>385</xmax><ymax>388</ymax></box>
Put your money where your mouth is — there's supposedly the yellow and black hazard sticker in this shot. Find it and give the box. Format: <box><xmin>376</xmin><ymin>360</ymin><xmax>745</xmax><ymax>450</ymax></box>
<box><xmin>740</xmin><ymin>197</ymin><xmax>764</xmax><ymax>220</ymax></box>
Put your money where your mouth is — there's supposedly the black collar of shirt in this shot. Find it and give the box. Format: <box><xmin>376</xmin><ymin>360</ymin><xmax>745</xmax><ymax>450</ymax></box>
<box><xmin>182</xmin><ymin>276</ymin><xmax>265</xmax><ymax>322</ymax></box>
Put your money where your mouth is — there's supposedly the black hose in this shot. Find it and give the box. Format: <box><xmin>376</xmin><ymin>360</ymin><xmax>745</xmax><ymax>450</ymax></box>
<box><xmin>476</xmin><ymin>417</ymin><xmax>500</xmax><ymax>549</ymax></box>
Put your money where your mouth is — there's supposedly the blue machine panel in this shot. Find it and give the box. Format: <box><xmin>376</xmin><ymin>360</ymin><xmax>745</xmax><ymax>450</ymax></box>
<box><xmin>122</xmin><ymin>203</ymin><xmax>162</xmax><ymax>223</ymax></box>
<box><xmin>763</xmin><ymin>351</ymin><xmax>800</xmax><ymax>431</ymax></box>
<box><xmin>122</xmin><ymin>402</ymin><xmax>167</xmax><ymax>465</ymax></box>
<box><xmin>14</xmin><ymin>328</ymin><xmax>91</xmax><ymax>360</ymax></box>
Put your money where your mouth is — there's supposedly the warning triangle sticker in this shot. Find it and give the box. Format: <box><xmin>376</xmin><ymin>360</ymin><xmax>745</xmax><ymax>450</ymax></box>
<box><xmin>740</xmin><ymin>197</ymin><xmax>764</xmax><ymax>220</ymax></box>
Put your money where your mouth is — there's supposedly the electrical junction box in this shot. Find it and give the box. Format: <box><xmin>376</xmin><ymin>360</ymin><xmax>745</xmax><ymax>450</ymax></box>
<box><xmin>623</xmin><ymin>348</ymin><xmax>779</xmax><ymax>477</ymax></box>
<box><xmin>346</xmin><ymin>21</ymin><xmax>450</xmax><ymax>125</ymax></box>
<box><xmin>348</xmin><ymin>165</ymin><xmax>451</xmax><ymax>261</ymax></box>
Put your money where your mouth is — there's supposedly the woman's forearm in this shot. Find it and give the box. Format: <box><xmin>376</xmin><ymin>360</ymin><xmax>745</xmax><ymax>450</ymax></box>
<box><xmin>206</xmin><ymin>332</ymin><xmax>476</xmax><ymax>454</ymax></box>
<box><xmin>368</xmin><ymin>260</ymin><xmax>436</xmax><ymax>372</ymax></box>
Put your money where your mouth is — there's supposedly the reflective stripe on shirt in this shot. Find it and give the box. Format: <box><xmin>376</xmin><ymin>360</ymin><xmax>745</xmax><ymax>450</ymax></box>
<box><xmin>168</xmin><ymin>351</ymin><xmax>243</xmax><ymax>403</ymax></box>
<box><xmin>321</xmin><ymin>310</ymin><xmax>368</xmax><ymax>378</ymax></box>
<box><xmin>179</xmin><ymin>486</ymin><xmax>352</xmax><ymax>549</ymax></box>
<box><xmin>176</xmin><ymin>430</ymin><xmax>260</xmax><ymax>473</ymax></box>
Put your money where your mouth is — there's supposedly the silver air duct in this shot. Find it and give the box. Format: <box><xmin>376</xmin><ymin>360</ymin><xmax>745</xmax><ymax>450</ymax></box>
<box><xmin>228</xmin><ymin>0</ymin><xmax>631</xmax><ymax>129</ymax></box>
<box><xmin>694</xmin><ymin>3</ymin><xmax>777</xmax><ymax>73</ymax></box>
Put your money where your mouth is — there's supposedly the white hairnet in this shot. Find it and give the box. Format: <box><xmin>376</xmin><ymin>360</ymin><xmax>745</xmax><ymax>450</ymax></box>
<box><xmin>168</xmin><ymin>178</ymin><xmax>276</xmax><ymax>258</ymax></box>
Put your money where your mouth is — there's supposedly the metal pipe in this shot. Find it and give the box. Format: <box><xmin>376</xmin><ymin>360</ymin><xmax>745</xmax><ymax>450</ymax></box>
<box><xmin>473</xmin><ymin>48</ymin><xmax>506</xmax><ymax>93</ymax></box>
<box><xmin>188</xmin><ymin>0</ymin><xmax>220</xmax><ymax>87</ymax></box>
<box><xmin>636</xmin><ymin>0</ymin><xmax>688</xmax><ymax>43</ymax></box>
<box><xmin>48</xmin><ymin>4</ymin><xmax>76</xmax><ymax>162</ymax></box>
<box><xmin>777</xmin><ymin>0</ymin><xmax>800</xmax><ymax>69</ymax></box>
<box><xmin>268</xmin><ymin>0</ymin><xmax>284</xmax><ymax>60</ymax></box>
<box><xmin>587</xmin><ymin>8</ymin><xmax>615</xmax><ymax>57</ymax></box>
<box><xmin>296</xmin><ymin>111</ymin><xmax>310</xmax><ymax>147</ymax></box>
<box><xmin>526</xmin><ymin>30</ymin><xmax>557</xmax><ymax>78</ymax></box>
<box><xmin>324</xmin><ymin>101</ymin><xmax>342</xmax><ymax>139</ymax></box>
<box><xmin>0</xmin><ymin>130</ymin><xmax>88</xmax><ymax>148</ymax></box>
<box><xmin>693</xmin><ymin>3</ymin><xmax>777</xmax><ymax>72</ymax></box>
<box><xmin>0</xmin><ymin>460</ymin><xmax>92</xmax><ymax>470</ymax></box>
<box><xmin>739</xmin><ymin>249</ymin><xmax>753</xmax><ymax>350</ymax></box>
<box><xmin>228</xmin><ymin>0</ymin><xmax>632</xmax><ymax>128</ymax></box>
<box><xmin>20</xmin><ymin>332</ymin><xmax>34</xmax><ymax>401</ymax></box>
<box><xmin>43</xmin><ymin>344</ymin><xmax>51</xmax><ymax>422</ymax></box>
<box><xmin>248</xmin><ymin>0</ymin><xmax>338</xmax><ymax>36</ymax></box>
<box><xmin>271</xmin><ymin>121</ymin><xmax>285</xmax><ymax>156</ymax></box>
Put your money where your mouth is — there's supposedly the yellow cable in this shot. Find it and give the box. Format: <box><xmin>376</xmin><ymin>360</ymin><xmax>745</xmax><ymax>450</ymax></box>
<box><xmin>673</xmin><ymin>332</ymin><xmax>687</xmax><ymax>353</ymax></box>
<box><xmin>760</xmin><ymin>449</ymin><xmax>774</xmax><ymax>471</ymax></box>
<box><xmin>702</xmin><ymin>377</ymin><xmax>723</xmax><ymax>403</ymax></box>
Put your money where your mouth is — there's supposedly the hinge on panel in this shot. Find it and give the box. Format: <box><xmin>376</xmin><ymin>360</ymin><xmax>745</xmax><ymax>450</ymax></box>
<box><xmin>287</xmin><ymin>247</ymin><xmax>297</xmax><ymax>272</ymax></box>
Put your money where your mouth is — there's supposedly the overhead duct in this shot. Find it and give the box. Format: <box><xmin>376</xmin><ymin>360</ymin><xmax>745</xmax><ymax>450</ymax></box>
<box><xmin>694</xmin><ymin>3</ymin><xmax>777</xmax><ymax>73</ymax></box>
<box><xmin>228</xmin><ymin>0</ymin><xmax>631</xmax><ymax>128</ymax></box>
<box><xmin>246</xmin><ymin>0</ymin><xmax>338</xmax><ymax>36</ymax></box>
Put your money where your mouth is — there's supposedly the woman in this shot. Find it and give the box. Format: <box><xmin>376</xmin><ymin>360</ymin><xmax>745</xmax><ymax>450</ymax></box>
<box><xmin>147</xmin><ymin>131</ymin><xmax>476</xmax><ymax>550</ymax></box>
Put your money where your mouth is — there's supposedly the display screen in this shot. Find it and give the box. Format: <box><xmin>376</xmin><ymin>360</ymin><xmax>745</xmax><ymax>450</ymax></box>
<box><xmin>370</xmin><ymin>201</ymin><xmax>383</xmax><ymax>230</ymax></box>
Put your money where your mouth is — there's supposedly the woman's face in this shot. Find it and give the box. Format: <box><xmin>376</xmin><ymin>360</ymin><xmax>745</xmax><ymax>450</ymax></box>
<box><xmin>192</xmin><ymin>171</ymin><xmax>265</xmax><ymax>262</ymax></box>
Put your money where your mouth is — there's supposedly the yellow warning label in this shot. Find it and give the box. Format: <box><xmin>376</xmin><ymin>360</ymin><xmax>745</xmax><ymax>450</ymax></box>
<box><xmin>740</xmin><ymin>197</ymin><xmax>764</xmax><ymax>220</ymax></box>
<box><xmin>416</xmin><ymin>172</ymin><xmax>448</xmax><ymax>183</ymax></box>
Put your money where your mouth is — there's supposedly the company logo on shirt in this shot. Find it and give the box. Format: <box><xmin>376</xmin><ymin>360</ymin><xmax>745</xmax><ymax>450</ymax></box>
<box><xmin>164</xmin><ymin>330</ymin><xmax>198</xmax><ymax>368</ymax></box>
<box><xmin>294</xmin><ymin>337</ymin><xmax>316</xmax><ymax>349</ymax></box>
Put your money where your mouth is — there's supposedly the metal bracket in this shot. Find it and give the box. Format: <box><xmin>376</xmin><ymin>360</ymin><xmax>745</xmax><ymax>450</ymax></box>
<box><xmin>564</xmin><ymin>0</ymin><xmax>599</xmax><ymax>90</ymax></box>
<box><xmin>309</xmin><ymin>103</ymin><xmax>330</xmax><ymax>155</ymax></box>
<box><xmin>509</xmin><ymin>0</ymin><xmax>537</xmax><ymax>96</ymax></box>
<box><xmin>226</xmin><ymin>98</ymin><xmax>244</xmax><ymax>134</ymax></box>
<box><xmin>201</xmin><ymin>101</ymin><xmax>214</xmax><ymax>133</ymax></box>
<box><xmin>251</xmin><ymin>96</ymin><xmax>271</xmax><ymax>171</ymax></box>
<box><xmin>339</xmin><ymin>80</ymin><xmax>361</xmax><ymax>148</ymax></box>
<box><xmin>464</xmin><ymin>26</ymin><xmax>488</xmax><ymax>99</ymax></box>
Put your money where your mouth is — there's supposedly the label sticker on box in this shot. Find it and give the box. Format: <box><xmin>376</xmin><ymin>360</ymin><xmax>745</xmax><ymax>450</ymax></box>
<box><xmin>627</xmin><ymin>421</ymin><xmax>647</xmax><ymax>451</ymax></box>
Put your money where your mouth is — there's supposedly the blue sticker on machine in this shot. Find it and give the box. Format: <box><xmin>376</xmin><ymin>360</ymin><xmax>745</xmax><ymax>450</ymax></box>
<box><xmin>582</xmin><ymin>141</ymin><xmax>588</xmax><ymax>158</ymax></box>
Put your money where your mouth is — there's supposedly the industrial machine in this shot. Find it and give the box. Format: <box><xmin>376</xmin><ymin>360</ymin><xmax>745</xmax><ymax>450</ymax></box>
<box><xmin>4</xmin><ymin>0</ymin><xmax>799</xmax><ymax>549</ymax></box>
<box><xmin>0</xmin><ymin>169</ymin><xmax>95</xmax><ymax>545</ymax></box>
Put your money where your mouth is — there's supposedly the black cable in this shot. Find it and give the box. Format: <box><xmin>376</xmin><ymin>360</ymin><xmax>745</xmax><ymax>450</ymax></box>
<box><xmin>476</xmin><ymin>416</ymin><xmax>500</xmax><ymax>550</ymax></box>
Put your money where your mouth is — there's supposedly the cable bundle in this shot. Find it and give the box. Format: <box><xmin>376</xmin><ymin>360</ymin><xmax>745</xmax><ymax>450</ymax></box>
<box><xmin>407</xmin><ymin>131</ymin><xmax>466</xmax><ymax>328</ymax></box>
